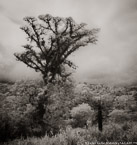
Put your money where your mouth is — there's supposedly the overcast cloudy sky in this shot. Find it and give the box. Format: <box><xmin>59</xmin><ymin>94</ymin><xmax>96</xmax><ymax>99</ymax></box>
<box><xmin>0</xmin><ymin>0</ymin><xmax>137</xmax><ymax>85</ymax></box>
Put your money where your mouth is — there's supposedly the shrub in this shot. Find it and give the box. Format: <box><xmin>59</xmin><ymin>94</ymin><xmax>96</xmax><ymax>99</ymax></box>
<box><xmin>2</xmin><ymin>127</ymin><xmax>85</xmax><ymax>145</ymax></box>
<box><xmin>109</xmin><ymin>109</ymin><xmax>130</xmax><ymax>123</ymax></box>
<box><xmin>70</xmin><ymin>103</ymin><xmax>93</xmax><ymax>128</ymax></box>
<box><xmin>0</xmin><ymin>80</ymin><xmax>46</xmax><ymax>141</ymax></box>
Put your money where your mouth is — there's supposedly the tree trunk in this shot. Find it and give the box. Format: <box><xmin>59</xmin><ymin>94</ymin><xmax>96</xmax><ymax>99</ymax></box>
<box><xmin>98</xmin><ymin>103</ymin><xmax>103</xmax><ymax>132</ymax></box>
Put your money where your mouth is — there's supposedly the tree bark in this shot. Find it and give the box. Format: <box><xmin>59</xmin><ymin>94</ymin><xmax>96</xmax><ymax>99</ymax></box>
<box><xmin>98</xmin><ymin>103</ymin><xmax>103</xmax><ymax>132</ymax></box>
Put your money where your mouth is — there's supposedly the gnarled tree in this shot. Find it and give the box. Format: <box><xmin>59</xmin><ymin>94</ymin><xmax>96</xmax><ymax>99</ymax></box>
<box><xmin>14</xmin><ymin>14</ymin><xmax>99</xmax><ymax>84</ymax></box>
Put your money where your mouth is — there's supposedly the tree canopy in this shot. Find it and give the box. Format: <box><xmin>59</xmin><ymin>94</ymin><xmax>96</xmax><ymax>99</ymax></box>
<box><xmin>14</xmin><ymin>14</ymin><xmax>99</xmax><ymax>84</ymax></box>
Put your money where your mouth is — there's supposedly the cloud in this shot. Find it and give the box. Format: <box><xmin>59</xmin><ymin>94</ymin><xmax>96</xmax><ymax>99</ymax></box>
<box><xmin>70</xmin><ymin>0</ymin><xmax>137</xmax><ymax>85</ymax></box>
<box><xmin>0</xmin><ymin>0</ymin><xmax>137</xmax><ymax>85</ymax></box>
<box><xmin>0</xmin><ymin>9</ymin><xmax>38</xmax><ymax>81</ymax></box>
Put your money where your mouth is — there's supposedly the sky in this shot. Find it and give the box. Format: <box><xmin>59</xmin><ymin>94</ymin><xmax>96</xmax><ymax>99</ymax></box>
<box><xmin>0</xmin><ymin>0</ymin><xmax>137</xmax><ymax>85</ymax></box>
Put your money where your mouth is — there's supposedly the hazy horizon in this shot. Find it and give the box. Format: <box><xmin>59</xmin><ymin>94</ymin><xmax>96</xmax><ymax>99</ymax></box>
<box><xmin>0</xmin><ymin>0</ymin><xmax>137</xmax><ymax>85</ymax></box>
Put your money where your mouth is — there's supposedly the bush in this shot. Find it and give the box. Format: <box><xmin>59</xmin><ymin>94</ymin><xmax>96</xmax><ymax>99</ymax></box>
<box><xmin>83</xmin><ymin>122</ymin><xmax>137</xmax><ymax>142</ymax></box>
<box><xmin>109</xmin><ymin>109</ymin><xmax>130</xmax><ymax>123</ymax></box>
<box><xmin>0</xmin><ymin>95</ymin><xmax>36</xmax><ymax>141</ymax></box>
<box><xmin>70</xmin><ymin>103</ymin><xmax>93</xmax><ymax>128</ymax></box>
<box><xmin>0</xmin><ymin>80</ymin><xmax>46</xmax><ymax>142</ymax></box>
<box><xmin>2</xmin><ymin>127</ymin><xmax>85</xmax><ymax>145</ymax></box>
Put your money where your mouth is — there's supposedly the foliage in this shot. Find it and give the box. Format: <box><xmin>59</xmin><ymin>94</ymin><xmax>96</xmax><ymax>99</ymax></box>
<box><xmin>3</xmin><ymin>122</ymin><xmax>137</xmax><ymax>145</ymax></box>
<box><xmin>0</xmin><ymin>80</ymin><xmax>45</xmax><ymax>141</ymax></box>
<box><xmin>0</xmin><ymin>79</ymin><xmax>77</xmax><ymax>141</ymax></box>
<box><xmin>70</xmin><ymin>103</ymin><xmax>93</xmax><ymax>128</ymax></box>
<box><xmin>41</xmin><ymin>79</ymin><xmax>77</xmax><ymax>135</ymax></box>
<box><xmin>1</xmin><ymin>80</ymin><xmax>137</xmax><ymax>142</ymax></box>
<box><xmin>108</xmin><ymin>109</ymin><xmax>130</xmax><ymax>123</ymax></box>
<box><xmin>74</xmin><ymin>83</ymin><xmax>115</xmax><ymax>121</ymax></box>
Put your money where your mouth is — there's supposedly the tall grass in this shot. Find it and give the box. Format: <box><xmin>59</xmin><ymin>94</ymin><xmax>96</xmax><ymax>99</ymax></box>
<box><xmin>2</xmin><ymin>122</ymin><xmax>137</xmax><ymax>145</ymax></box>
